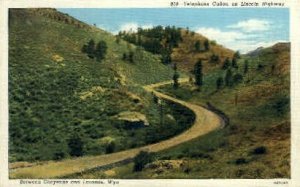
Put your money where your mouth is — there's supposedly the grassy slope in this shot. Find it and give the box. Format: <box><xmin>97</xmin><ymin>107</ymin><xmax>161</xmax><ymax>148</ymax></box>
<box><xmin>9</xmin><ymin>9</ymin><xmax>184</xmax><ymax>163</ymax></box>
<box><xmin>78</xmin><ymin>43</ymin><xmax>290</xmax><ymax>179</ymax></box>
<box><xmin>172</xmin><ymin>30</ymin><xmax>234</xmax><ymax>73</ymax></box>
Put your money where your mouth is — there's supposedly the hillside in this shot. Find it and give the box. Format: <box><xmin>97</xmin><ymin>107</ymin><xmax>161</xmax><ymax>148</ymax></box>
<box><xmin>8</xmin><ymin>9</ymin><xmax>191</xmax><ymax>163</ymax></box>
<box><xmin>76</xmin><ymin>42</ymin><xmax>290</xmax><ymax>178</ymax></box>
<box><xmin>171</xmin><ymin>30</ymin><xmax>234</xmax><ymax>73</ymax></box>
<box><xmin>118</xmin><ymin>26</ymin><xmax>235</xmax><ymax>74</ymax></box>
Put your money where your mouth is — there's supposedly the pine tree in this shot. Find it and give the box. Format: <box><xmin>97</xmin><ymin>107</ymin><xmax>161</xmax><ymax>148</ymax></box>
<box><xmin>128</xmin><ymin>51</ymin><xmax>134</xmax><ymax>63</ymax></box>
<box><xmin>204</xmin><ymin>39</ymin><xmax>210</xmax><ymax>51</ymax></box>
<box><xmin>86</xmin><ymin>39</ymin><xmax>95</xmax><ymax>59</ymax></box>
<box><xmin>210</xmin><ymin>54</ymin><xmax>220</xmax><ymax>64</ymax></box>
<box><xmin>173</xmin><ymin>63</ymin><xmax>179</xmax><ymax>89</ymax></box>
<box><xmin>233</xmin><ymin>73</ymin><xmax>243</xmax><ymax>84</ymax></box>
<box><xmin>244</xmin><ymin>60</ymin><xmax>249</xmax><ymax>74</ymax></box>
<box><xmin>234</xmin><ymin>51</ymin><xmax>241</xmax><ymax>59</ymax></box>
<box><xmin>222</xmin><ymin>58</ymin><xmax>231</xmax><ymax>70</ymax></box>
<box><xmin>116</xmin><ymin>36</ymin><xmax>120</xmax><ymax>44</ymax></box>
<box><xmin>105</xmin><ymin>141</ymin><xmax>116</xmax><ymax>154</ymax></box>
<box><xmin>173</xmin><ymin>71</ymin><xmax>179</xmax><ymax>89</ymax></box>
<box><xmin>195</xmin><ymin>40</ymin><xmax>201</xmax><ymax>52</ymax></box>
<box><xmin>225</xmin><ymin>69</ymin><xmax>233</xmax><ymax>87</ymax></box>
<box><xmin>95</xmin><ymin>40</ymin><xmax>107</xmax><ymax>62</ymax></box>
<box><xmin>232</xmin><ymin>58</ymin><xmax>238</xmax><ymax>69</ymax></box>
<box><xmin>133</xmin><ymin>151</ymin><xmax>154</xmax><ymax>172</ymax></box>
<box><xmin>68</xmin><ymin>134</ymin><xmax>84</xmax><ymax>157</ymax></box>
<box><xmin>216</xmin><ymin>77</ymin><xmax>224</xmax><ymax>90</ymax></box>
<box><xmin>194</xmin><ymin>59</ymin><xmax>203</xmax><ymax>87</ymax></box>
<box><xmin>122</xmin><ymin>53</ymin><xmax>127</xmax><ymax>60</ymax></box>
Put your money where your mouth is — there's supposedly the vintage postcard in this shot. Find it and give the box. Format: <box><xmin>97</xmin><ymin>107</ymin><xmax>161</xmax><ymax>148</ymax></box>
<box><xmin>0</xmin><ymin>0</ymin><xmax>299</xmax><ymax>186</ymax></box>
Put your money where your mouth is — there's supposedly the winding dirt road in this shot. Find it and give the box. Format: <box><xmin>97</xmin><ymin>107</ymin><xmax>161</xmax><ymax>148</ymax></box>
<box><xmin>10</xmin><ymin>78</ymin><xmax>224</xmax><ymax>179</ymax></box>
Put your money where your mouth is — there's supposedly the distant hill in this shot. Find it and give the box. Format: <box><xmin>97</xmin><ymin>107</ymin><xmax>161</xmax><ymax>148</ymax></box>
<box><xmin>245</xmin><ymin>42</ymin><xmax>290</xmax><ymax>76</ymax></box>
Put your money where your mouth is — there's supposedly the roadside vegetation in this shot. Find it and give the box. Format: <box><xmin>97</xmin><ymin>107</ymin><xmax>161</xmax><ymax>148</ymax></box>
<box><xmin>74</xmin><ymin>43</ymin><xmax>290</xmax><ymax>179</ymax></box>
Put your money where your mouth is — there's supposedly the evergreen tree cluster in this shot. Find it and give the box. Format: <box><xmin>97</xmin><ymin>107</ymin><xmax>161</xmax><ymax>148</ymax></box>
<box><xmin>122</xmin><ymin>51</ymin><xmax>135</xmax><ymax>63</ymax></box>
<box><xmin>118</xmin><ymin>25</ymin><xmax>182</xmax><ymax>64</ymax></box>
<box><xmin>82</xmin><ymin>39</ymin><xmax>108</xmax><ymax>62</ymax></box>
<box><xmin>194</xmin><ymin>39</ymin><xmax>210</xmax><ymax>52</ymax></box>
<box><xmin>216</xmin><ymin>51</ymin><xmax>244</xmax><ymax>90</ymax></box>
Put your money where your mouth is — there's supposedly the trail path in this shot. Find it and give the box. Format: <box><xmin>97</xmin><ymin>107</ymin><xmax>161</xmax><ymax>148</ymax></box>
<box><xmin>10</xmin><ymin>78</ymin><xmax>224</xmax><ymax>179</ymax></box>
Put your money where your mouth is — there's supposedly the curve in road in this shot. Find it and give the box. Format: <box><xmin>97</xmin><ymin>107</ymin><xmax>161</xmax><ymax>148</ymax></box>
<box><xmin>10</xmin><ymin>78</ymin><xmax>224</xmax><ymax>179</ymax></box>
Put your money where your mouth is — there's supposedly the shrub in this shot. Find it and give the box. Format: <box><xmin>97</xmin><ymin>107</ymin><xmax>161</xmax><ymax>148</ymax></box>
<box><xmin>133</xmin><ymin>151</ymin><xmax>155</xmax><ymax>172</ymax></box>
<box><xmin>233</xmin><ymin>73</ymin><xmax>243</xmax><ymax>85</ymax></box>
<box><xmin>105</xmin><ymin>141</ymin><xmax>116</xmax><ymax>154</ymax></box>
<box><xmin>235</xmin><ymin>158</ymin><xmax>247</xmax><ymax>165</ymax></box>
<box><xmin>53</xmin><ymin>151</ymin><xmax>66</xmax><ymax>160</ymax></box>
<box><xmin>252</xmin><ymin>146</ymin><xmax>267</xmax><ymax>155</ymax></box>
<box><xmin>273</xmin><ymin>96</ymin><xmax>289</xmax><ymax>115</ymax></box>
<box><xmin>216</xmin><ymin>77</ymin><xmax>223</xmax><ymax>90</ymax></box>
<box><xmin>222</xmin><ymin>58</ymin><xmax>231</xmax><ymax>70</ymax></box>
<box><xmin>68</xmin><ymin>135</ymin><xmax>84</xmax><ymax>157</ymax></box>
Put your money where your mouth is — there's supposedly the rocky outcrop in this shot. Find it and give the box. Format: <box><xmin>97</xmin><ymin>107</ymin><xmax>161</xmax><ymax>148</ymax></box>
<box><xmin>115</xmin><ymin>111</ymin><xmax>149</xmax><ymax>129</ymax></box>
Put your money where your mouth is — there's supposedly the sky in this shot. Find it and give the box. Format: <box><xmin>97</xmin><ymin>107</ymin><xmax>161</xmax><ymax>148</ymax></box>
<box><xmin>59</xmin><ymin>8</ymin><xmax>289</xmax><ymax>53</ymax></box>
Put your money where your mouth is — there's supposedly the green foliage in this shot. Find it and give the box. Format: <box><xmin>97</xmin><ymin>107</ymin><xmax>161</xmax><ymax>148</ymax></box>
<box><xmin>194</xmin><ymin>40</ymin><xmax>201</xmax><ymax>52</ymax></box>
<box><xmin>194</xmin><ymin>59</ymin><xmax>203</xmax><ymax>87</ymax></box>
<box><xmin>222</xmin><ymin>58</ymin><xmax>231</xmax><ymax>70</ymax></box>
<box><xmin>105</xmin><ymin>141</ymin><xmax>116</xmax><ymax>154</ymax></box>
<box><xmin>161</xmin><ymin>49</ymin><xmax>172</xmax><ymax>64</ymax></box>
<box><xmin>210</xmin><ymin>40</ymin><xmax>217</xmax><ymax>46</ymax></box>
<box><xmin>82</xmin><ymin>39</ymin><xmax>107</xmax><ymax>62</ymax></box>
<box><xmin>119</xmin><ymin>25</ymin><xmax>182</xmax><ymax>64</ymax></box>
<box><xmin>272</xmin><ymin>95</ymin><xmax>289</xmax><ymax>115</ymax></box>
<box><xmin>252</xmin><ymin>146</ymin><xmax>267</xmax><ymax>155</ymax></box>
<box><xmin>128</xmin><ymin>51</ymin><xmax>134</xmax><ymax>63</ymax></box>
<box><xmin>122</xmin><ymin>53</ymin><xmax>127</xmax><ymax>60</ymax></box>
<box><xmin>173</xmin><ymin>71</ymin><xmax>180</xmax><ymax>89</ymax></box>
<box><xmin>234</xmin><ymin>51</ymin><xmax>241</xmax><ymax>59</ymax></box>
<box><xmin>82</xmin><ymin>39</ymin><xmax>96</xmax><ymax>59</ymax></box>
<box><xmin>225</xmin><ymin>69</ymin><xmax>233</xmax><ymax>87</ymax></box>
<box><xmin>116</xmin><ymin>36</ymin><xmax>120</xmax><ymax>44</ymax></box>
<box><xmin>233</xmin><ymin>73</ymin><xmax>243</xmax><ymax>85</ymax></box>
<box><xmin>216</xmin><ymin>77</ymin><xmax>223</xmax><ymax>90</ymax></box>
<box><xmin>231</xmin><ymin>58</ymin><xmax>238</xmax><ymax>69</ymax></box>
<box><xmin>95</xmin><ymin>40</ymin><xmax>108</xmax><ymax>62</ymax></box>
<box><xmin>204</xmin><ymin>39</ymin><xmax>210</xmax><ymax>51</ymax></box>
<box><xmin>68</xmin><ymin>134</ymin><xmax>84</xmax><ymax>157</ymax></box>
<box><xmin>133</xmin><ymin>151</ymin><xmax>155</xmax><ymax>172</ymax></box>
<box><xmin>244</xmin><ymin>60</ymin><xmax>249</xmax><ymax>74</ymax></box>
<box><xmin>210</xmin><ymin>54</ymin><xmax>220</xmax><ymax>64</ymax></box>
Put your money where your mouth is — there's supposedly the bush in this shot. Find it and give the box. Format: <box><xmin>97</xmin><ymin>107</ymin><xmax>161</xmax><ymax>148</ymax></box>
<box><xmin>105</xmin><ymin>141</ymin><xmax>116</xmax><ymax>154</ymax></box>
<box><xmin>273</xmin><ymin>96</ymin><xmax>289</xmax><ymax>115</ymax></box>
<box><xmin>133</xmin><ymin>151</ymin><xmax>155</xmax><ymax>172</ymax></box>
<box><xmin>233</xmin><ymin>73</ymin><xmax>243</xmax><ymax>85</ymax></box>
<box><xmin>252</xmin><ymin>146</ymin><xmax>267</xmax><ymax>155</ymax></box>
<box><xmin>53</xmin><ymin>151</ymin><xmax>66</xmax><ymax>160</ymax></box>
<box><xmin>235</xmin><ymin>158</ymin><xmax>247</xmax><ymax>165</ymax></box>
<box><xmin>68</xmin><ymin>135</ymin><xmax>84</xmax><ymax>157</ymax></box>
